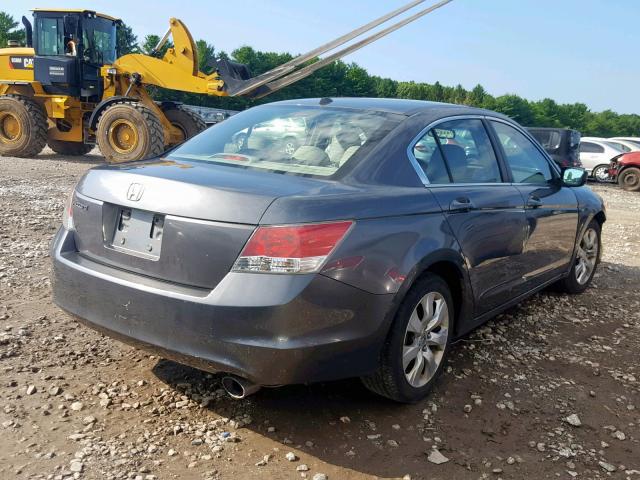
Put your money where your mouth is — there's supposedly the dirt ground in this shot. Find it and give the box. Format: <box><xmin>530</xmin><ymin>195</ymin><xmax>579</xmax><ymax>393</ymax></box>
<box><xmin>0</xmin><ymin>149</ymin><xmax>638</xmax><ymax>480</ymax></box>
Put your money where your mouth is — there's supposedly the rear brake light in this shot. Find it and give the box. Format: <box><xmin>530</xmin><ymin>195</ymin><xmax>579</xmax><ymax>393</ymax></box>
<box><xmin>62</xmin><ymin>190</ymin><xmax>74</xmax><ymax>230</ymax></box>
<box><xmin>232</xmin><ymin>221</ymin><xmax>353</xmax><ymax>274</ymax></box>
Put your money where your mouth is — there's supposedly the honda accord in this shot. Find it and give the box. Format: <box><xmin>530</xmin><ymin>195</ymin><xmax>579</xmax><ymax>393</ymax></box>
<box><xmin>52</xmin><ymin>98</ymin><xmax>605</xmax><ymax>402</ymax></box>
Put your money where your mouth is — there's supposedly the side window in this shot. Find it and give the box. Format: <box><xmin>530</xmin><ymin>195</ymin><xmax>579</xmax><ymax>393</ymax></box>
<box><xmin>412</xmin><ymin>130</ymin><xmax>451</xmax><ymax>184</ymax></box>
<box><xmin>434</xmin><ymin>119</ymin><xmax>502</xmax><ymax>183</ymax></box>
<box><xmin>36</xmin><ymin>18</ymin><xmax>65</xmax><ymax>56</ymax></box>
<box><xmin>491</xmin><ymin>121</ymin><xmax>553</xmax><ymax>184</ymax></box>
<box><xmin>580</xmin><ymin>142</ymin><xmax>604</xmax><ymax>154</ymax></box>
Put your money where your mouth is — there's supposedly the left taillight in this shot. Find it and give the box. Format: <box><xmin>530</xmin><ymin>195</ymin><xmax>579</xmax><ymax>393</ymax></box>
<box><xmin>62</xmin><ymin>190</ymin><xmax>74</xmax><ymax>230</ymax></box>
<box><xmin>232</xmin><ymin>221</ymin><xmax>353</xmax><ymax>274</ymax></box>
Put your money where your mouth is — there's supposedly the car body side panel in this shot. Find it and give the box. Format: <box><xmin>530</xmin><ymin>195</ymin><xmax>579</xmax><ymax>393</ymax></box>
<box><xmin>427</xmin><ymin>184</ymin><xmax>529</xmax><ymax>315</ymax></box>
<box><xmin>513</xmin><ymin>184</ymin><xmax>579</xmax><ymax>289</ymax></box>
<box><xmin>572</xmin><ymin>186</ymin><xmax>606</xmax><ymax>255</ymax></box>
<box><xmin>319</xmin><ymin>207</ymin><xmax>459</xmax><ymax>296</ymax></box>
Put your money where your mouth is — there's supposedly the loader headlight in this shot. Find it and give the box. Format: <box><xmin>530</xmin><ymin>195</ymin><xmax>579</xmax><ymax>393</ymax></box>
<box><xmin>107</xmin><ymin>68</ymin><xmax>117</xmax><ymax>75</ymax></box>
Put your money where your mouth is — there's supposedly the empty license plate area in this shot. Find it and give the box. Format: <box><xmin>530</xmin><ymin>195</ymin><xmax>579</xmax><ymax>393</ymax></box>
<box><xmin>111</xmin><ymin>208</ymin><xmax>164</xmax><ymax>260</ymax></box>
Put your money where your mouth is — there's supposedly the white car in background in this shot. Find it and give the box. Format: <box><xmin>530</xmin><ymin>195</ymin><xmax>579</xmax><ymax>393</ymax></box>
<box><xmin>602</xmin><ymin>138</ymin><xmax>640</xmax><ymax>153</ymax></box>
<box><xmin>579</xmin><ymin>138</ymin><xmax>624</xmax><ymax>181</ymax></box>
<box><xmin>610</xmin><ymin>137</ymin><xmax>640</xmax><ymax>151</ymax></box>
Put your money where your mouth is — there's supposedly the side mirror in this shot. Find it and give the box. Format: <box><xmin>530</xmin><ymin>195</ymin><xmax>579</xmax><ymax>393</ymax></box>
<box><xmin>562</xmin><ymin>167</ymin><xmax>588</xmax><ymax>187</ymax></box>
<box><xmin>63</xmin><ymin>15</ymin><xmax>79</xmax><ymax>36</ymax></box>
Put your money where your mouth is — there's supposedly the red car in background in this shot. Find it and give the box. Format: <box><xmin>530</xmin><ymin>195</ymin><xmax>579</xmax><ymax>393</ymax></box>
<box><xmin>609</xmin><ymin>152</ymin><xmax>640</xmax><ymax>191</ymax></box>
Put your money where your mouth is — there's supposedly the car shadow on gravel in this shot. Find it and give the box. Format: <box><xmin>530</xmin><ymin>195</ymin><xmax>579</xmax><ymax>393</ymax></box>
<box><xmin>152</xmin><ymin>357</ymin><xmax>436</xmax><ymax>478</ymax></box>
<box><xmin>37</xmin><ymin>151</ymin><xmax>105</xmax><ymax>165</ymax></box>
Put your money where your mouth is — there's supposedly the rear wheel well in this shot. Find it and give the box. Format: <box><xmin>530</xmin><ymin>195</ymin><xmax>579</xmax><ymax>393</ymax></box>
<box><xmin>415</xmin><ymin>261</ymin><xmax>464</xmax><ymax>332</ymax></box>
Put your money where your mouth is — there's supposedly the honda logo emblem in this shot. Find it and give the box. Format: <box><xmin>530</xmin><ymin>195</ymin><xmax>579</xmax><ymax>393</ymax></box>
<box><xmin>127</xmin><ymin>183</ymin><xmax>144</xmax><ymax>202</ymax></box>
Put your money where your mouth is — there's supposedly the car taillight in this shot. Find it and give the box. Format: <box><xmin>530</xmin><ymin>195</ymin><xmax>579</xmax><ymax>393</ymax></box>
<box><xmin>62</xmin><ymin>190</ymin><xmax>74</xmax><ymax>230</ymax></box>
<box><xmin>232</xmin><ymin>221</ymin><xmax>353</xmax><ymax>274</ymax></box>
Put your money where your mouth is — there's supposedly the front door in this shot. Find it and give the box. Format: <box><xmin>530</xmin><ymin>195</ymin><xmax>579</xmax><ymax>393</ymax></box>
<box><xmin>489</xmin><ymin>120</ymin><xmax>579</xmax><ymax>290</ymax></box>
<box><xmin>411</xmin><ymin>118</ymin><xmax>528</xmax><ymax>315</ymax></box>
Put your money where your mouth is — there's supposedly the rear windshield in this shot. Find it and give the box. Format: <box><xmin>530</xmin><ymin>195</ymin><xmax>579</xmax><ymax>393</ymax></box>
<box><xmin>168</xmin><ymin>105</ymin><xmax>402</xmax><ymax>177</ymax></box>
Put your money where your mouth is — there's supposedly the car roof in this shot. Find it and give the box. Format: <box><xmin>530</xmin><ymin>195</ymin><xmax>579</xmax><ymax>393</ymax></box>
<box><xmin>268</xmin><ymin>97</ymin><xmax>504</xmax><ymax>118</ymax></box>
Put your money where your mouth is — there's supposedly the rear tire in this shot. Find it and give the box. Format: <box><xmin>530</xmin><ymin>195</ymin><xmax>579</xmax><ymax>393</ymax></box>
<box><xmin>162</xmin><ymin>106</ymin><xmax>206</xmax><ymax>143</ymax></box>
<box><xmin>48</xmin><ymin>139</ymin><xmax>93</xmax><ymax>156</ymax></box>
<box><xmin>555</xmin><ymin>220</ymin><xmax>601</xmax><ymax>294</ymax></box>
<box><xmin>96</xmin><ymin>101</ymin><xmax>165</xmax><ymax>163</ymax></box>
<box><xmin>361</xmin><ymin>274</ymin><xmax>453</xmax><ymax>403</ymax></box>
<box><xmin>0</xmin><ymin>94</ymin><xmax>48</xmax><ymax>158</ymax></box>
<box><xmin>618</xmin><ymin>167</ymin><xmax>640</xmax><ymax>192</ymax></box>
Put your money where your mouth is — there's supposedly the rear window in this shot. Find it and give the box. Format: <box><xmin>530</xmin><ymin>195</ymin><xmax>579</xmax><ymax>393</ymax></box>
<box><xmin>168</xmin><ymin>105</ymin><xmax>402</xmax><ymax>177</ymax></box>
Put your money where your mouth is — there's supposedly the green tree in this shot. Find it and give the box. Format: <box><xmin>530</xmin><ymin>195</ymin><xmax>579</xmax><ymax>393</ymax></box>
<box><xmin>196</xmin><ymin>39</ymin><xmax>215</xmax><ymax>73</ymax></box>
<box><xmin>141</xmin><ymin>34</ymin><xmax>172</xmax><ymax>57</ymax></box>
<box><xmin>0</xmin><ymin>12</ymin><xmax>25</xmax><ymax>48</ymax></box>
<box><xmin>116</xmin><ymin>22</ymin><xmax>138</xmax><ymax>56</ymax></box>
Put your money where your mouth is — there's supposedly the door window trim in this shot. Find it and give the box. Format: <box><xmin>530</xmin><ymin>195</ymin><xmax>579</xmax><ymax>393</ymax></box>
<box><xmin>407</xmin><ymin>114</ymin><xmax>523</xmax><ymax>187</ymax></box>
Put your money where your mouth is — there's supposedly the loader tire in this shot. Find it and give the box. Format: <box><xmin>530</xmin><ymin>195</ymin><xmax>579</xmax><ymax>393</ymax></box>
<box><xmin>96</xmin><ymin>101</ymin><xmax>165</xmax><ymax>163</ymax></box>
<box><xmin>162</xmin><ymin>105</ymin><xmax>207</xmax><ymax>143</ymax></box>
<box><xmin>0</xmin><ymin>94</ymin><xmax>48</xmax><ymax>158</ymax></box>
<box><xmin>48</xmin><ymin>139</ymin><xmax>94</xmax><ymax>156</ymax></box>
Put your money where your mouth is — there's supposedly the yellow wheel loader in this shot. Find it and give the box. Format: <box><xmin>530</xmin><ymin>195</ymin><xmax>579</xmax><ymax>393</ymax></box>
<box><xmin>0</xmin><ymin>0</ymin><xmax>452</xmax><ymax>163</ymax></box>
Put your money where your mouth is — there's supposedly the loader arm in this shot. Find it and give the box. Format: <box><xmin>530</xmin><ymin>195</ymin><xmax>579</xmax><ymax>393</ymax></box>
<box><xmin>111</xmin><ymin>18</ymin><xmax>226</xmax><ymax>96</ymax></box>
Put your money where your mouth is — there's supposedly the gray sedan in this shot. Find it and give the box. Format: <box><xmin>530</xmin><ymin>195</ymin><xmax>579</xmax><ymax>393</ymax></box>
<box><xmin>52</xmin><ymin>98</ymin><xmax>605</xmax><ymax>403</ymax></box>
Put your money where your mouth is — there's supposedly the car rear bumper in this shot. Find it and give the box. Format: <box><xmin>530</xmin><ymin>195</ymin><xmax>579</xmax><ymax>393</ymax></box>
<box><xmin>51</xmin><ymin>228</ymin><xmax>395</xmax><ymax>385</ymax></box>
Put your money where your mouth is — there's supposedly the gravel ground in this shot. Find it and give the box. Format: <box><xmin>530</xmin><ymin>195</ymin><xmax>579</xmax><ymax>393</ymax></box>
<box><xmin>0</xmin><ymin>150</ymin><xmax>638</xmax><ymax>480</ymax></box>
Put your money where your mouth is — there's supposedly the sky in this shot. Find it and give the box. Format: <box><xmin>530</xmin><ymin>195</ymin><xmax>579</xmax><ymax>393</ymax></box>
<box><xmin>3</xmin><ymin>0</ymin><xmax>638</xmax><ymax>114</ymax></box>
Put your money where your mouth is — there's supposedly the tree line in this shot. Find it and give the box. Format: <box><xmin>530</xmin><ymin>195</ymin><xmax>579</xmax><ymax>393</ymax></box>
<box><xmin>2</xmin><ymin>11</ymin><xmax>638</xmax><ymax>137</ymax></box>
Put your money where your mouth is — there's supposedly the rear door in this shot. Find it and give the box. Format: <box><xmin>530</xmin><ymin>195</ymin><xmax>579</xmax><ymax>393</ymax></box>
<box><xmin>489</xmin><ymin>120</ymin><xmax>579</xmax><ymax>289</ymax></box>
<box><xmin>411</xmin><ymin>118</ymin><xmax>528</xmax><ymax>314</ymax></box>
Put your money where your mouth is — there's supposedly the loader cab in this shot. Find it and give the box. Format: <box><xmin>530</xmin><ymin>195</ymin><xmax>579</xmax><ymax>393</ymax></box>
<box><xmin>32</xmin><ymin>9</ymin><xmax>118</xmax><ymax>100</ymax></box>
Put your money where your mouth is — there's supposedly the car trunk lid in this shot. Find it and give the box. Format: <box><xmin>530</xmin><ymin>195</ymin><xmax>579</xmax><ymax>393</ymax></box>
<box><xmin>71</xmin><ymin>159</ymin><xmax>334</xmax><ymax>289</ymax></box>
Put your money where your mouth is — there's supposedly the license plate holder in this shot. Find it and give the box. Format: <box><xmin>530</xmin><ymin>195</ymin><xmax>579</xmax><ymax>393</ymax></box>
<box><xmin>111</xmin><ymin>208</ymin><xmax>164</xmax><ymax>260</ymax></box>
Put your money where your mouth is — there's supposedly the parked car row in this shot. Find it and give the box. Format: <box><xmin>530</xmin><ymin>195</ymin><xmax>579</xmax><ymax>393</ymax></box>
<box><xmin>527</xmin><ymin>128</ymin><xmax>640</xmax><ymax>191</ymax></box>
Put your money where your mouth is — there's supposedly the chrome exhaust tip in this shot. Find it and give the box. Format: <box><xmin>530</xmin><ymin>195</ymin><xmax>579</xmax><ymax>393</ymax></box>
<box><xmin>221</xmin><ymin>375</ymin><xmax>261</xmax><ymax>399</ymax></box>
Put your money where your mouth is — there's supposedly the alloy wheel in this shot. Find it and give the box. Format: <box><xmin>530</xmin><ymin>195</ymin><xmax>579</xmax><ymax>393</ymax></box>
<box><xmin>592</xmin><ymin>165</ymin><xmax>610</xmax><ymax>183</ymax></box>
<box><xmin>402</xmin><ymin>291</ymin><xmax>449</xmax><ymax>388</ymax></box>
<box><xmin>575</xmin><ymin>227</ymin><xmax>598</xmax><ymax>285</ymax></box>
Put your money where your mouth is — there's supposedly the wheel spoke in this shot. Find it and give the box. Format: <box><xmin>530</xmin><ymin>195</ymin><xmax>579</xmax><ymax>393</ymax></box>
<box><xmin>402</xmin><ymin>344</ymin><xmax>421</xmax><ymax>370</ymax></box>
<box><xmin>407</xmin><ymin>311</ymin><xmax>423</xmax><ymax>335</ymax></box>
<box><xmin>419</xmin><ymin>293</ymin><xmax>435</xmax><ymax>325</ymax></box>
<box><xmin>575</xmin><ymin>261</ymin><xmax>585</xmax><ymax>280</ymax></box>
<box><xmin>425</xmin><ymin>299</ymin><xmax>446</xmax><ymax>332</ymax></box>
<box><xmin>407</xmin><ymin>351</ymin><xmax>424</xmax><ymax>384</ymax></box>
<box><xmin>422</xmin><ymin>350</ymin><xmax>438</xmax><ymax>379</ymax></box>
<box><xmin>426</xmin><ymin>327</ymin><xmax>448</xmax><ymax>348</ymax></box>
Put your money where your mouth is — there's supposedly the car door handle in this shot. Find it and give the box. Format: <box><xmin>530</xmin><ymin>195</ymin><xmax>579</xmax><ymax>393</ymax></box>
<box><xmin>449</xmin><ymin>197</ymin><xmax>475</xmax><ymax>212</ymax></box>
<box><xmin>527</xmin><ymin>195</ymin><xmax>543</xmax><ymax>208</ymax></box>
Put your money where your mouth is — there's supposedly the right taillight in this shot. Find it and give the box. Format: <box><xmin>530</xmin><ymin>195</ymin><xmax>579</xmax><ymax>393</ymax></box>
<box><xmin>62</xmin><ymin>190</ymin><xmax>74</xmax><ymax>230</ymax></box>
<box><xmin>232</xmin><ymin>221</ymin><xmax>353</xmax><ymax>274</ymax></box>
